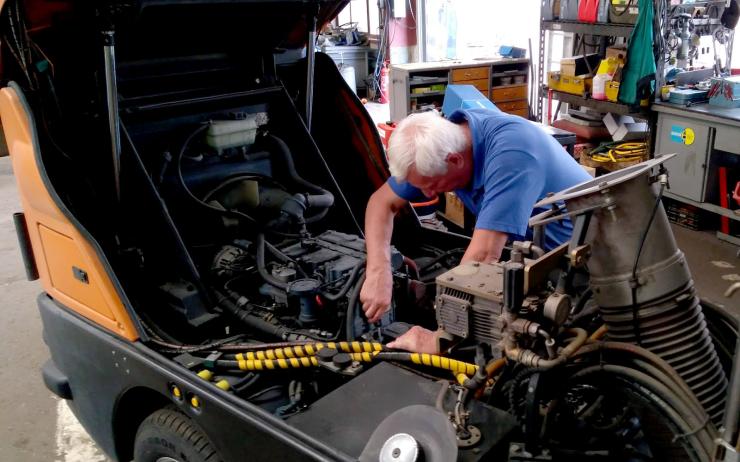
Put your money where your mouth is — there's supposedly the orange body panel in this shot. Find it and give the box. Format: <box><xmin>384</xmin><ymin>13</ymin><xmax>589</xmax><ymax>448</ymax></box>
<box><xmin>0</xmin><ymin>86</ymin><xmax>138</xmax><ymax>341</ymax></box>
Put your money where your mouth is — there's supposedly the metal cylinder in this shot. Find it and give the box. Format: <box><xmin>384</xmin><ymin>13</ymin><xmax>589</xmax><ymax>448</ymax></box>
<box><xmin>103</xmin><ymin>30</ymin><xmax>121</xmax><ymax>203</ymax></box>
<box><xmin>535</xmin><ymin>157</ymin><xmax>727</xmax><ymax>424</ymax></box>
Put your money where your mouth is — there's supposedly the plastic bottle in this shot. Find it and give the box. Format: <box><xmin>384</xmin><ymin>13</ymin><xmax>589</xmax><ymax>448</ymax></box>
<box><xmin>592</xmin><ymin>73</ymin><xmax>613</xmax><ymax>100</ymax></box>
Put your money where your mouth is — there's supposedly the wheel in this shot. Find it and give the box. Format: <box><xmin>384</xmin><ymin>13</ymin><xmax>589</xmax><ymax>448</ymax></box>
<box><xmin>134</xmin><ymin>406</ymin><xmax>222</xmax><ymax>462</ymax></box>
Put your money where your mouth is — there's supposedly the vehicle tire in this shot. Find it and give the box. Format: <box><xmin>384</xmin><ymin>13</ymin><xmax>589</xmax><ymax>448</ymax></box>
<box><xmin>134</xmin><ymin>406</ymin><xmax>222</xmax><ymax>462</ymax></box>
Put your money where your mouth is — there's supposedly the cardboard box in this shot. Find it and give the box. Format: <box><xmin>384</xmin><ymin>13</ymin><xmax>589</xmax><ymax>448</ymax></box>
<box><xmin>443</xmin><ymin>192</ymin><xmax>465</xmax><ymax>228</ymax></box>
<box><xmin>561</xmin><ymin>54</ymin><xmax>601</xmax><ymax>76</ymax></box>
<box><xmin>613</xmin><ymin>122</ymin><xmax>649</xmax><ymax>141</ymax></box>
<box><xmin>548</xmin><ymin>71</ymin><xmax>592</xmax><ymax>95</ymax></box>
<box><xmin>606</xmin><ymin>46</ymin><xmax>628</xmax><ymax>62</ymax></box>
<box><xmin>603</xmin><ymin>113</ymin><xmax>635</xmax><ymax>136</ymax></box>
<box><xmin>605</xmin><ymin>80</ymin><xmax>620</xmax><ymax>102</ymax></box>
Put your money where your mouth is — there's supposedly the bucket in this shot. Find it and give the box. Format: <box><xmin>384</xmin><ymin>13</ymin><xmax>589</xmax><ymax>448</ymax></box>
<box><xmin>339</xmin><ymin>65</ymin><xmax>357</xmax><ymax>95</ymax></box>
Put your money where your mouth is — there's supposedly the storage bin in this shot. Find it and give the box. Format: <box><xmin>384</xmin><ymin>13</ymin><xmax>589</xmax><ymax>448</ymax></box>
<box><xmin>321</xmin><ymin>45</ymin><xmax>372</xmax><ymax>89</ymax></box>
<box><xmin>560</xmin><ymin>0</ymin><xmax>579</xmax><ymax>20</ymax></box>
<box><xmin>609</xmin><ymin>0</ymin><xmax>638</xmax><ymax>24</ymax></box>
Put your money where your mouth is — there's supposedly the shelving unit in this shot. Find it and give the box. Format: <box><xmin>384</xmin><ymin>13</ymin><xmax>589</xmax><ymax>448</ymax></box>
<box><xmin>536</xmin><ymin>20</ymin><xmax>638</xmax><ymax>122</ymax></box>
<box><xmin>390</xmin><ymin>58</ymin><xmax>530</xmax><ymax>121</ymax></box>
<box><xmin>541</xmin><ymin>20</ymin><xmax>634</xmax><ymax>37</ymax></box>
<box><xmin>546</xmin><ymin>89</ymin><xmax>646</xmax><ymax>116</ymax></box>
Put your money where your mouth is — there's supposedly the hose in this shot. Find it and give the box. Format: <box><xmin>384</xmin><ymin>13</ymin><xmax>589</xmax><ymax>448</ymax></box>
<box><xmin>321</xmin><ymin>259</ymin><xmax>366</xmax><ymax>301</ymax></box>
<box><xmin>418</xmin><ymin>248</ymin><xmax>466</xmax><ymax>273</ymax></box>
<box><xmin>176</xmin><ymin>124</ymin><xmax>260</xmax><ymax>226</ymax></box>
<box><xmin>214</xmin><ymin>289</ymin><xmax>297</xmax><ymax>340</ymax></box>
<box><xmin>256</xmin><ymin>233</ymin><xmax>288</xmax><ymax>290</ymax></box>
<box><xmin>589</xmin><ymin>324</ymin><xmax>608</xmax><ymax>341</ymax></box>
<box><xmin>505</xmin><ymin>327</ymin><xmax>588</xmax><ymax>368</ymax></box>
<box><xmin>220</xmin><ymin>355</ymin><xmax>319</xmax><ymax>371</ymax></box>
<box><xmin>232</xmin><ymin>341</ymin><xmax>384</xmax><ymax>361</ymax></box>
<box><xmin>265</xmin><ymin>134</ymin><xmax>334</xmax><ymax>223</ymax></box>
<box><xmin>572</xmin><ymin>342</ymin><xmax>704</xmax><ymax>412</ymax></box>
<box><xmin>570</xmin><ymin>365</ymin><xmax>714</xmax><ymax>459</ymax></box>
<box><xmin>346</xmin><ymin>272</ymin><xmax>366</xmax><ymax>341</ymax></box>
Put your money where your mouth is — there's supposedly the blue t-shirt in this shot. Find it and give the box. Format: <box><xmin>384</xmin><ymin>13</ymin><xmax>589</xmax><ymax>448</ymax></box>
<box><xmin>388</xmin><ymin>108</ymin><xmax>591</xmax><ymax>250</ymax></box>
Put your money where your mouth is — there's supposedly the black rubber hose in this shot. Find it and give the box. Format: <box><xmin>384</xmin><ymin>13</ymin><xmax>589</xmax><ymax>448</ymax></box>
<box><xmin>256</xmin><ymin>233</ymin><xmax>288</xmax><ymax>290</ymax></box>
<box><xmin>346</xmin><ymin>272</ymin><xmax>366</xmax><ymax>341</ymax></box>
<box><xmin>176</xmin><ymin>124</ymin><xmax>260</xmax><ymax>226</ymax></box>
<box><xmin>572</xmin><ymin>342</ymin><xmax>706</xmax><ymax>417</ymax></box>
<box><xmin>263</xmin><ymin>240</ymin><xmax>308</xmax><ymax>278</ymax></box>
<box><xmin>265</xmin><ymin>134</ymin><xmax>333</xmax><ymax>223</ymax></box>
<box><xmin>214</xmin><ymin>289</ymin><xmax>288</xmax><ymax>338</ymax></box>
<box><xmin>321</xmin><ymin>259</ymin><xmax>366</xmax><ymax>301</ymax></box>
<box><xmin>609</xmin><ymin>376</ymin><xmax>706</xmax><ymax>462</ymax></box>
<box><xmin>571</xmin><ymin>365</ymin><xmax>714</xmax><ymax>457</ymax></box>
<box><xmin>418</xmin><ymin>248</ymin><xmax>465</xmax><ymax>272</ymax></box>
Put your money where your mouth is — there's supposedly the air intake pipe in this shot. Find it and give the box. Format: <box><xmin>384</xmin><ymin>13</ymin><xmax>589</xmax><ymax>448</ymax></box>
<box><xmin>532</xmin><ymin>155</ymin><xmax>727</xmax><ymax>425</ymax></box>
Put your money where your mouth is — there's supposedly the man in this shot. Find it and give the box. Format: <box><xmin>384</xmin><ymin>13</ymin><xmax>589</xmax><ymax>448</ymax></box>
<box><xmin>360</xmin><ymin>108</ymin><xmax>591</xmax><ymax>353</ymax></box>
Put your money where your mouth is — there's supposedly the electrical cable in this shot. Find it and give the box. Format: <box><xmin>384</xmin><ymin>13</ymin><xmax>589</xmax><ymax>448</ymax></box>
<box><xmin>320</xmin><ymin>258</ymin><xmax>366</xmax><ymax>301</ymax></box>
<box><xmin>256</xmin><ymin>233</ymin><xmax>288</xmax><ymax>290</ymax></box>
<box><xmin>346</xmin><ymin>271</ymin><xmax>366</xmax><ymax>341</ymax></box>
<box><xmin>629</xmin><ymin>182</ymin><xmax>666</xmax><ymax>345</ymax></box>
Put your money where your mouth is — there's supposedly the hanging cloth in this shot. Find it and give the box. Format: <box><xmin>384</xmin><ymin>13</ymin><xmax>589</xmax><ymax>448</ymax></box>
<box><xmin>618</xmin><ymin>0</ymin><xmax>656</xmax><ymax>105</ymax></box>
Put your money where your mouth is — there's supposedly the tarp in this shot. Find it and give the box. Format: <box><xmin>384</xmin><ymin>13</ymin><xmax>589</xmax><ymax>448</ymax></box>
<box><xmin>619</xmin><ymin>0</ymin><xmax>656</xmax><ymax>105</ymax></box>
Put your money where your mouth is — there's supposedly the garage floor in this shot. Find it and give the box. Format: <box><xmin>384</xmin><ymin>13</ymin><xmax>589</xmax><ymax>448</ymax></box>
<box><xmin>0</xmin><ymin>129</ymin><xmax>737</xmax><ymax>460</ymax></box>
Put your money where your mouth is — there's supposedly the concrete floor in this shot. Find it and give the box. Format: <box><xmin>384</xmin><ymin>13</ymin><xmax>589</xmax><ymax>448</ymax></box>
<box><xmin>0</xmin><ymin>139</ymin><xmax>737</xmax><ymax>460</ymax></box>
<box><xmin>0</xmin><ymin>157</ymin><xmax>107</xmax><ymax>461</ymax></box>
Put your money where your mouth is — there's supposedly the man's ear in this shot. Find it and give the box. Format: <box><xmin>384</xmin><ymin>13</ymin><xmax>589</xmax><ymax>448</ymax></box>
<box><xmin>447</xmin><ymin>152</ymin><xmax>465</xmax><ymax>169</ymax></box>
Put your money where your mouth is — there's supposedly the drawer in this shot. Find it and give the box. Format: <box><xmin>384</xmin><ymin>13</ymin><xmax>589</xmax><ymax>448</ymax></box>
<box><xmin>494</xmin><ymin>99</ymin><xmax>528</xmax><ymax>111</ymax></box>
<box><xmin>451</xmin><ymin>66</ymin><xmax>490</xmax><ymax>82</ymax></box>
<box><xmin>461</xmin><ymin>78</ymin><xmax>489</xmax><ymax>93</ymax></box>
<box><xmin>491</xmin><ymin>84</ymin><xmax>528</xmax><ymax>102</ymax></box>
<box><xmin>505</xmin><ymin>108</ymin><xmax>529</xmax><ymax>118</ymax></box>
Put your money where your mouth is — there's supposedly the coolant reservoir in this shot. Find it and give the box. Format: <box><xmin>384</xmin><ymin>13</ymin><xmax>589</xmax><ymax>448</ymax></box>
<box><xmin>206</xmin><ymin>113</ymin><xmax>269</xmax><ymax>152</ymax></box>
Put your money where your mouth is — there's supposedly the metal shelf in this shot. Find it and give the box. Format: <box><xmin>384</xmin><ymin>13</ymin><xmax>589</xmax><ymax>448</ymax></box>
<box><xmin>410</xmin><ymin>91</ymin><xmax>446</xmax><ymax>98</ymax></box>
<box><xmin>542</xmin><ymin>20</ymin><xmax>635</xmax><ymax>37</ymax></box>
<box><xmin>409</xmin><ymin>77</ymin><xmax>449</xmax><ymax>85</ymax></box>
<box><xmin>546</xmin><ymin>88</ymin><xmax>645</xmax><ymax>115</ymax></box>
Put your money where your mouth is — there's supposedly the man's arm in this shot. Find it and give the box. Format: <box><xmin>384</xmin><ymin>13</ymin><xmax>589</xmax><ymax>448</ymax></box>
<box><xmin>461</xmin><ymin>228</ymin><xmax>509</xmax><ymax>263</ymax></box>
<box><xmin>361</xmin><ymin>182</ymin><xmax>409</xmax><ymax>323</ymax></box>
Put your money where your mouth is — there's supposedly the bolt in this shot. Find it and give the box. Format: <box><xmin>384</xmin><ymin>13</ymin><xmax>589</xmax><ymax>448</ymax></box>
<box><xmin>392</xmin><ymin>448</ymin><xmax>401</xmax><ymax>458</ymax></box>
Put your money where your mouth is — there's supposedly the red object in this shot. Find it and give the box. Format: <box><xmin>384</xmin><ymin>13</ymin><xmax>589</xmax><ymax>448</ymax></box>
<box><xmin>578</xmin><ymin>0</ymin><xmax>599</xmax><ymax>23</ymax></box>
<box><xmin>719</xmin><ymin>167</ymin><xmax>730</xmax><ymax>234</ymax></box>
<box><xmin>732</xmin><ymin>69</ymin><xmax>740</xmax><ymax>76</ymax></box>
<box><xmin>377</xmin><ymin>122</ymin><xmax>396</xmax><ymax>150</ymax></box>
<box><xmin>734</xmin><ymin>181</ymin><xmax>740</xmax><ymax>206</ymax></box>
<box><xmin>379</xmin><ymin>62</ymin><xmax>390</xmax><ymax>104</ymax></box>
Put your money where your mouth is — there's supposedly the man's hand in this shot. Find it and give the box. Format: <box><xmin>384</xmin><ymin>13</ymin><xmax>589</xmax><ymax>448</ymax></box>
<box><xmin>386</xmin><ymin>326</ymin><xmax>441</xmax><ymax>354</ymax></box>
<box><xmin>360</xmin><ymin>269</ymin><xmax>393</xmax><ymax>323</ymax></box>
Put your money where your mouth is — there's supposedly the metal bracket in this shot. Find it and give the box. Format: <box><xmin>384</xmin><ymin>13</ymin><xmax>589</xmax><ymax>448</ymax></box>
<box><xmin>714</xmin><ymin>438</ymin><xmax>739</xmax><ymax>462</ymax></box>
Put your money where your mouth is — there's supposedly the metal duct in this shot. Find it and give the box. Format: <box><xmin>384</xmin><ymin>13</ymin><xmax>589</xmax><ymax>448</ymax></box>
<box><xmin>534</xmin><ymin>156</ymin><xmax>727</xmax><ymax>424</ymax></box>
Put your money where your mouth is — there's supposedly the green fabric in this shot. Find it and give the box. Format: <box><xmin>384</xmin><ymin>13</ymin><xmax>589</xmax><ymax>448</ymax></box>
<box><xmin>619</xmin><ymin>0</ymin><xmax>656</xmax><ymax>105</ymax></box>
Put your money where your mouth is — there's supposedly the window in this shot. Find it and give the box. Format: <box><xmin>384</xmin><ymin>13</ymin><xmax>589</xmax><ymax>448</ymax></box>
<box><xmin>423</xmin><ymin>0</ymin><xmax>541</xmax><ymax>62</ymax></box>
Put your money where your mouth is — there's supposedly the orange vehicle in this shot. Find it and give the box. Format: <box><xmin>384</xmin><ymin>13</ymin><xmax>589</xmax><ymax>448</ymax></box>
<box><xmin>1</xmin><ymin>1</ymin><xmax>738</xmax><ymax>462</ymax></box>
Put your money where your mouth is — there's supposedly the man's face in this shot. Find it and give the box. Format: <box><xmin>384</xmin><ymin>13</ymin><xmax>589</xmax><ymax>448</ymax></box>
<box><xmin>406</xmin><ymin>155</ymin><xmax>470</xmax><ymax>198</ymax></box>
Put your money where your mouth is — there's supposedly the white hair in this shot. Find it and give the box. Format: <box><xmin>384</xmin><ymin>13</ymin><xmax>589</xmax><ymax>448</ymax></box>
<box><xmin>387</xmin><ymin>111</ymin><xmax>468</xmax><ymax>180</ymax></box>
